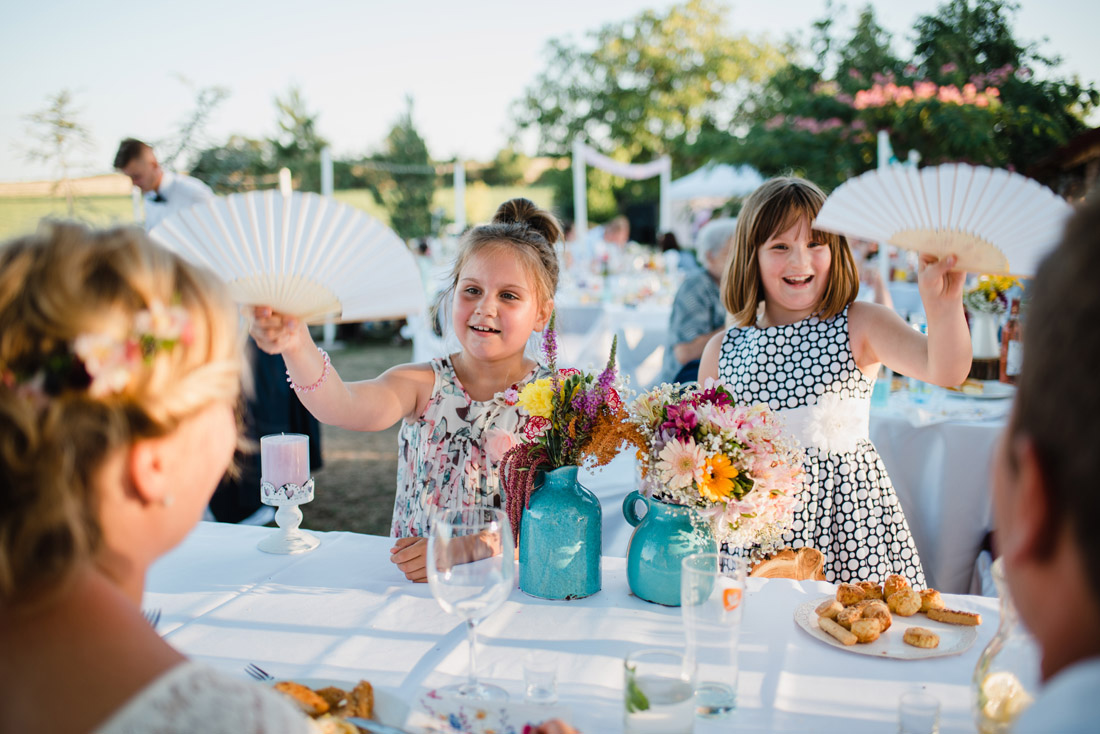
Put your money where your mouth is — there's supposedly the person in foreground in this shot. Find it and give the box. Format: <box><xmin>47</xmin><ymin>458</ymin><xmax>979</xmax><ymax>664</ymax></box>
<box><xmin>0</xmin><ymin>223</ymin><xmax>312</xmax><ymax>732</ymax></box>
<box><xmin>250</xmin><ymin>198</ymin><xmax>559</xmax><ymax>582</ymax></box>
<box><xmin>992</xmin><ymin>197</ymin><xmax>1100</xmax><ymax>733</ymax></box>
<box><xmin>699</xmin><ymin>176</ymin><xmax>972</xmax><ymax>585</ymax></box>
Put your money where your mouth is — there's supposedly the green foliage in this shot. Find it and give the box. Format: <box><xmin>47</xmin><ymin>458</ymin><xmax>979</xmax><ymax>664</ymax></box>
<box><xmin>368</xmin><ymin>97</ymin><xmax>435</xmax><ymax>240</ymax></box>
<box><xmin>272</xmin><ymin>85</ymin><xmax>329</xmax><ymax>192</ymax></box>
<box><xmin>729</xmin><ymin>0</ymin><xmax>1098</xmax><ymax>189</ymax></box>
<box><xmin>189</xmin><ymin>135</ymin><xmax>276</xmax><ymax>193</ymax></box>
<box><xmin>515</xmin><ymin>0</ymin><xmax>785</xmax><ymax>212</ymax></box>
<box><xmin>481</xmin><ymin>146</ymin><xmax>530</xmax><ymax>187</ymax></box>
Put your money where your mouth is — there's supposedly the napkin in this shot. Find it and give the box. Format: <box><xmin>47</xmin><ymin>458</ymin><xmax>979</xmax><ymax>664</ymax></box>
<box><xmin>409</xmin><ymin>691</ymin><xmax>572</xmax><ymax>734</ymax></box>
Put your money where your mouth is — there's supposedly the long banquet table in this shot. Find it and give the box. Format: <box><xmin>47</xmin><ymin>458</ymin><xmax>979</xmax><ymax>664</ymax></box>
<box><xmin>147</xmin><ymin>522</ymin><xmax>999</xmax><ymax>733</ymax></box>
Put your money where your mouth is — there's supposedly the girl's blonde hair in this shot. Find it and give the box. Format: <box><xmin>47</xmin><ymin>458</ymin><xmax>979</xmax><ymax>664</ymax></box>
<box><xmin>0</xmin><ymin>222</ymin><xmax>244</xmax><ymax>602</ymax></box>
<box><xmin>721</xmin><ymin>177</ymin><xmax>859</xmax><ymax>326</ymax></box>
<box><xmin>447</xmin><ymin>198</ymin><xmax>562</xmax><ymax>305</ymax></box>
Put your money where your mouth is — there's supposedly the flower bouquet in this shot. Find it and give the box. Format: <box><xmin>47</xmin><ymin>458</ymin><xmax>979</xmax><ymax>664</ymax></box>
<box><xmin>963</xmin><ymin>275</ymin><xmax>1020</xmax><ymax>315</ymax></box>
<box><xmin>500</xmin><ymin>314</ymin><xmax>644</xmax><ymax>599</ymax></box>
<box><xmin>629</xmin><ymin>380</ymin><xmax>806</xmax><ymax>552</ymax></box>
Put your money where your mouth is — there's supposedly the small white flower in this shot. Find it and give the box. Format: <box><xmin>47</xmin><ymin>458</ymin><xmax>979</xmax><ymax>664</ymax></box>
<box><xmin>805</xmin><ymin>391</ymin><xmax>864</xmax><ymax>454</ymax></box>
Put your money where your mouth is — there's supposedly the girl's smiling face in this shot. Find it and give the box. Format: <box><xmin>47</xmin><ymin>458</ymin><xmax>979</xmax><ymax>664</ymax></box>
<box><xmin>452</xmin><ymin>247</ymin><xmax>552</xmax><ymax>363</ymax></box>
<box><xmin>756</xmin><ymin>216</ymin><xmax>832</xmax><ymax>325</ymax></box>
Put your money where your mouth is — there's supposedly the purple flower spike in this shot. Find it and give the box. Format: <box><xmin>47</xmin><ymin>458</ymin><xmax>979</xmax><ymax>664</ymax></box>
<box><xmin>542</xmin><ymin>311</ymin><xmax>558</xmax><ymax>371</ymax></box>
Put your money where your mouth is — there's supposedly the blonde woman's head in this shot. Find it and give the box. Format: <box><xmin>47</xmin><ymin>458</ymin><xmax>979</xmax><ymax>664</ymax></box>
<box><xmin>0</xmin><ymin>222</ymin><xmax>244</xmax><ymax>603</ymax></box>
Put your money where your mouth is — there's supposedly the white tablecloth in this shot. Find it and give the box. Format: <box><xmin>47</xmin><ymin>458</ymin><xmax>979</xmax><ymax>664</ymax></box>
<box><xmin>147</xmin><ymin>522</ymin><xmax>999</xmax><ymax>733</ymax></box>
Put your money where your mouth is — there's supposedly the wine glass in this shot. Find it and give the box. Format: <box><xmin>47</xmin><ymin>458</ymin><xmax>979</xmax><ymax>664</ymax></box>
<box><xmin>427</xmin><ymin>506</ymin><xmax>515</xmax><ymax>700</ymax></box>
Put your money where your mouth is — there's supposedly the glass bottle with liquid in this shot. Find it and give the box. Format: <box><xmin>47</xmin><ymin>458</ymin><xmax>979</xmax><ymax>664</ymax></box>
<box><xmin>999</xmin><ymin>299</ymin><xmax>1022</xmax><ymax>385</ymax></box>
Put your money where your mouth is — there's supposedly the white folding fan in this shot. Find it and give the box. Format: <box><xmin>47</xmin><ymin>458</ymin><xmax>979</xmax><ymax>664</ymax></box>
<box><xmin>813</xmin><ymin>163</ymin><xmax>1074</xmax><ymax>276</ymax></box>
<box><xmin>150</xmin><ymin>190</ymin><xmax>426</xmax><ymax>323</ymax></box>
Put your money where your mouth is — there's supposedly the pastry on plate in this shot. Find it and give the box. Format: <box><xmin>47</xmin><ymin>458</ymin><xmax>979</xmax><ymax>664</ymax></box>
<box><xmin>887</xmin><ymin>588</ymin><xmax>922</xmax><ymax>617</ymax></box>
<box><xmin>903</xmin><ymin>627</ymin><xmax>941</xmax><ymax>649</ymax></box>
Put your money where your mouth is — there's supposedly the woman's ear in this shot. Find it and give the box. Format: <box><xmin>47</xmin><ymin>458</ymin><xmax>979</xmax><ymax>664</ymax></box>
<box><xmin>128</xmin><ymin>437</ymin><xmax>171</xmax><ymax>506</ymax></box>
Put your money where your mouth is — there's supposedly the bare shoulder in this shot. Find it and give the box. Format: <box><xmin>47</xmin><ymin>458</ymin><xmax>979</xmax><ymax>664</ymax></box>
<box><xmin>699</xmin><ymin>330</ymin><xmax>728</xmax><ymax>383</ymax></box>
<box><xmin>848</xmin><ymin>301</ymin><xmax>905</xmax><ymax>339</ymax></box>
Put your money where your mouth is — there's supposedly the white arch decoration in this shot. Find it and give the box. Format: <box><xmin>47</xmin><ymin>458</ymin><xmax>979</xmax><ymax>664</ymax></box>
<box><xmin>572</xmin><ymin>137</ymin><xmax>671</xmax><ymax>239</ymax></box>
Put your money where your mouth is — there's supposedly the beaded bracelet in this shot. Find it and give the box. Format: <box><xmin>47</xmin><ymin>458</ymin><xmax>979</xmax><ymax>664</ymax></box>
<box><xmin>287</xmin><ymin>347</ymin><xmax>331</xmax><ymax>394</ymax></box>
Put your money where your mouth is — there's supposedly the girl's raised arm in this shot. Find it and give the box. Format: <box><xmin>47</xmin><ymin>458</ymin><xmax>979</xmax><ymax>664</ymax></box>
<box><xmin>850</xmin><ymin>254</ymin><xmax>971</xmax><ymax>387</ymax></box>
<box><xmin>250</xmin><ymin>307</ymin><xmax>430</xmax><ymax>431</ymax></box>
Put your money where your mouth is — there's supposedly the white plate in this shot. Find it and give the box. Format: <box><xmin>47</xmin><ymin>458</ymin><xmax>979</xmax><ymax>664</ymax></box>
<box><xmin>794</xmin><ymin>597</ymin><xmax>979</xmax><ymax>659</ymax></box>
<box><xmin>945</xmin><ymin>381</ymin><xmax>1016</xmax><ymax>400</ymax></box>
<box><xmin>269</xmin><ymin>677</ymin><xmax>410</xmax><ymax>728</ymax></box>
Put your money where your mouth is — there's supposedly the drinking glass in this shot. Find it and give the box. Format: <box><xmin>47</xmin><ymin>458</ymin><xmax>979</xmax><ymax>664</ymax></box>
<box><xmin>898</xmin><ymin>689</ymin><xmax>941</xmax><ymax>734</ymax></box>
<box><xmin>427</xmin><ymin>507</ymin><xmax>515</xmax><ymax>700</ymax></box>
<box><xmin>623</xmin><ymin>649</ymin><xmax>696</xmax><ymax>734</ymax></box>
<box><xmin>681</xmin><ymin>552</ymin><xmax>747</xmax><ymax>718</ymax></box>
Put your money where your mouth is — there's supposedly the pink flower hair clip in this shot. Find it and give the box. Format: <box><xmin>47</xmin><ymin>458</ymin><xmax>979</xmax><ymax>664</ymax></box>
<box><xmin>1</xmin><ymin>301</ymin><xmax>193</xmax><ymax>400</ymax></box>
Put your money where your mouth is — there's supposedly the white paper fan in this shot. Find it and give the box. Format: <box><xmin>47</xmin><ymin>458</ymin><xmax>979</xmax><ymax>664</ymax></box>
<box><xmin>813</xmin><ymin>163</ymin><xmax>1074</xmax><ymax>276</ymax></box>
<box><xmin>150</xmin><ymin>190</ymin><xmax>426</xmax><ymax>323</ymax></box>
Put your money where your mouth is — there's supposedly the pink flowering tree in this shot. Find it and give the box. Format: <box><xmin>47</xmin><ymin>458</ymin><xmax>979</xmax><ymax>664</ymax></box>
<box><xmin>728</xmin><ymin>1</ymin><xmax>1097</xmax><ymax>188</ymax></box>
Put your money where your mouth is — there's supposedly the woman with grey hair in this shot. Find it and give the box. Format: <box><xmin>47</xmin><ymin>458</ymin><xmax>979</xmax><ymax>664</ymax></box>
<box><xmin>658</xmin><ymin>217</ymin><xmax>738</xmax><ymax>384</ymax></box>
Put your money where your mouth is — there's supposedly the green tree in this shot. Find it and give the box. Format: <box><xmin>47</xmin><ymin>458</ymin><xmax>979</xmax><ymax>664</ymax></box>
<box><xmin>369</xmin><ymin>97</ymin><xmax>435</xmax><ymax>240</ymax></box>
<box><xmin>481</xmin><ymin>146</ymin><xmax>529</xmax><ymax>187</ymax></box>
<box><xmin>729</xmin><ymin>1</ymin><xmax>1097</xmax><ymax>188</ymax></box>
<box><xmin>23</xmin><ymin>89</ymin><xmax>94</xmax><ymax>216</ymax></box>
<box><xmin>515</xmin><ymin>0</ymin><xmax>785</xmax><ymax>211</ymax></box>
<box><xmin>271</xmin><ymin>85</ymin><xmax>328</xmax><ymax>191</ymax></box>
<box><xmin>189</xmin><ymin>135</ymin><xmax>276</xmax><ymax>193</ymax></box>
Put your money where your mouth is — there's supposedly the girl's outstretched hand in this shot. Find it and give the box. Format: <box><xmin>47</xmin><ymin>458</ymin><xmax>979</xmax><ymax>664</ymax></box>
<box><xmin>390</xmin><ymin>537</ymin><xmax>428</xmax><ymax>583</ymax></box>
<box><xmin>249</xmin><ymin>306</ymin><xmax>310</xmax><ymax>355</ymax></box>
<box><xmin>917</xmin><ymin>254</ymin><xmax>965</xmax><ymax>315</ymax></box>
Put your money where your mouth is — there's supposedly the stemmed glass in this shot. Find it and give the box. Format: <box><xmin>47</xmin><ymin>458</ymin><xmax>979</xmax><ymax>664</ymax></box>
<box><xmin>427</xmin><ymin>507</ymin><xmax>515</xmax><ymax>700</ymax></box>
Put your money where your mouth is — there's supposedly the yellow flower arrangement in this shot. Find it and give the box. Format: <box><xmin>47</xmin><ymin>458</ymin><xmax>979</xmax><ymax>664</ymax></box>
<box><xmin>964</xmin><ymin>275</ymin><xmax>1021</xmax><ymax>314</ymax></box>
<box><xmin>518</xmin><ymin>378</ymin><xmax>555</xmax><ymax>419</ymax></box>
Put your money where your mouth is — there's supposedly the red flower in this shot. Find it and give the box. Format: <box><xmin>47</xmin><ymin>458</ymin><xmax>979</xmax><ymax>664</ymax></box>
<box><xmin>607</xmin><ymin>388</ymin><xmax>623</xmax><ymax>412</ymax></box>
<box><xmin>558</xmin><ymin>368</ymin><xmax>582</xmax><ymax>377</ymax></box>
<box><xmin>523</xmin><ymin>416</ymin><xmax>551</xmax><ymax>440</ymax></box>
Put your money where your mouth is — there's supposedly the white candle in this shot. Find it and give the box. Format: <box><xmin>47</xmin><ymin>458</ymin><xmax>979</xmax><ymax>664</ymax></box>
<box><xmin>260</xmin><ymin>433</ymin><xmax>310</xmax><ymax>487</ymax></box>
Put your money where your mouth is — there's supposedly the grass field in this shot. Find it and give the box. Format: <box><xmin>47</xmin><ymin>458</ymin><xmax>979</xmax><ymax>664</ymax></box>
<box><xmin>0</xmin><ymin>185</ymin><xmax>555</xmax><ymax>241</ymax></box>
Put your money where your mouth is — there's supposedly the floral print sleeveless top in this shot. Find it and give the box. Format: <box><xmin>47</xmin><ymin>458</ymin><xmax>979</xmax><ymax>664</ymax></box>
<box><xmin>391</xmin><ymin>356</ymin><xmax>551</xmax><ymax>537</ymax></box>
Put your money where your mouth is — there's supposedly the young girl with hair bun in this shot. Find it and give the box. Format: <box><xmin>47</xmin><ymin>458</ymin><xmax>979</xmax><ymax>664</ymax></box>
<box><xmin>700</xmin><ymin>177</ymin><xmax>972</xmax><ymax>586</ymax></box>
<box><xmin>0</xmin><ymin>223</ymin><xmax>314</xmax><ymax>732</ymax></box>
<box><xmin>251</xmin><ymin>198</ymin><xmax>561</xmax><ymax>582</ymax></box>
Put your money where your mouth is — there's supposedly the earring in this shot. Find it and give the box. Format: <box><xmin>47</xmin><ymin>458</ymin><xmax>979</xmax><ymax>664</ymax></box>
<box><xmin>161</xmin><ymin>493</ymin><xmax>175</xmax><ymax>508</ymax></box>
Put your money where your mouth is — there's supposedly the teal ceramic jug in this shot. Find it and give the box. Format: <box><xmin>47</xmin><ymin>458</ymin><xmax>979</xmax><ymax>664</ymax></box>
<box><xmin>623</xmin><ymin>490</ymin><xmax>717</xmax><ymax>606</ymax></box>
<box><xmin>519</xmin><ymin>466</ymin><xmax>602</xmax><ymax>600</ymax></box>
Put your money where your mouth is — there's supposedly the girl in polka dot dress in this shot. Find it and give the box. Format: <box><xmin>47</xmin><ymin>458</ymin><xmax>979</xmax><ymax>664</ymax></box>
<box><xmin>699</xmin><ymin>177</ymin><xmax>971</xmax><ymax>586</ymax></box>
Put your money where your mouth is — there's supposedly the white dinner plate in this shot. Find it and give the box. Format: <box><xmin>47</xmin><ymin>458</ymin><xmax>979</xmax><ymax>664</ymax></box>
<box><xmin>268</xmin><ymin>677</ymin><xmax>410</xmax><ymax>728</ymax></box>
<box><xmin>794</xmin><ymin>597</ymin><xmax>979</xmax><ymax>660</ymax></box>
<box><xmin>945</xmin><ymin>380</ymin><xmax>1016</xmax><ymax>400</ymax></box>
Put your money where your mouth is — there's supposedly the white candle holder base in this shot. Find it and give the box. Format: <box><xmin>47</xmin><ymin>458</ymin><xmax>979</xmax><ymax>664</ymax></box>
<box><xmin>257</xmin><ymin>477</ymin><xmax>320</xmax><ymax>555</ymax></box>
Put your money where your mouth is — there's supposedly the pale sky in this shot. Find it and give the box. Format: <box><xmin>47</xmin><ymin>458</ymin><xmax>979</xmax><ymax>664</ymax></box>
<box><xmin>1</xmin><ymin>0</ymin><xmax>1097</xmax><ymax>182</ymax></box>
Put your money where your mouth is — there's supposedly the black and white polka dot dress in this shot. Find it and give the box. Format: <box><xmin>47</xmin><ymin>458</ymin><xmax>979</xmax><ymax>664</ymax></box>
<box><xmin>717</xmin><ymin>305</ymin><xmax>926</xmax><ymax>587</ymax></box>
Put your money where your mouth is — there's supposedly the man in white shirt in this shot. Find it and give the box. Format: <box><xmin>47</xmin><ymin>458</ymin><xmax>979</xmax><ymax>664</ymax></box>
<box><xmin>992</xmin><ymin>197</ymin><xmax>1100</xmax><ymax>733</ymax></box>
<box><xmin>113</xmin><ymin>138</ymin><xmax>214</xmax><ymax>231</ymax></box>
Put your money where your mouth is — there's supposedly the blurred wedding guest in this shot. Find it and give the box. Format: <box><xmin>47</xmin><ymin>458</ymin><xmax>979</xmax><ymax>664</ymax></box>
<box><xmin>113</xmin><ymin>138</ymin><xmax>214</xmax><ymax>231</ymax></box>
<box><xmin>658</xmin><ymin>217</ymin><xmax>737</xmax><ymax>384</ymax></box>
<box><xmin>577</xmin><ymin>215</ymin><xmax>630</xmax><ymax>273</ymax></box>
<box><xmin>992</xmin><ymin>197</ymin><xmax>1100</xmax><ymax>733</ymax></box>
<box><xmin>851</xmin><ymin>238</ymin><xmax>894</xmax><ymax>310</ymax></box>
<box><xmin>658</xmin><ymin>231</ymin><xmax>700</xmax><ymax>273</ymax></box>
<box><xmin>0</xmin><ymin>223</ymin><xmax>315</xmax><ymax>732</ymax></box>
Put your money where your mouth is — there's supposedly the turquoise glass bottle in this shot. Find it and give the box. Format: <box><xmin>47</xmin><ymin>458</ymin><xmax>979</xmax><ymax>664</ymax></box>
<box><xmin>623</xmin><ymin>490</ymin><xmax>717</xmax><ymax>606</ymax></box>
<box><xmin>518</xmin><ymin>466</ymin><xmax>602</xmax><ymax>599</ymax></box>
